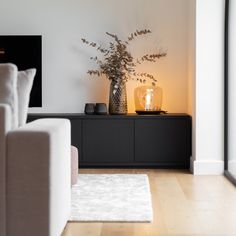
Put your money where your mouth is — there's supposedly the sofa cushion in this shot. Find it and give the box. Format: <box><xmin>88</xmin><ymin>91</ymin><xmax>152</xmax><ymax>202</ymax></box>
<box><xmin>71</xmin><ymin>146</ymin><xmax>79</xmax><ymax>186</ymax></box>
<box><xmin>7</xmin><ymin>118</ymin><xmax>71</xmax><ymax>236</ymax></box>
<box><xmin>17</xmin><ymin>69</ymin><xmax>36</xmax><ymax>126</ymax></box>
<box><xmin>0</xmin><ymin>63</ymin><xmax>18</xmax><ymax>129</ymax></box>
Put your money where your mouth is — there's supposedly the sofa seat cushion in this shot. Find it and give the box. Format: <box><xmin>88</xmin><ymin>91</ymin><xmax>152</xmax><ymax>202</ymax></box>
<box><xmin>71</xmin><ymin>146</ymin><xmax>79</xmax><ymax>186</ymax></box>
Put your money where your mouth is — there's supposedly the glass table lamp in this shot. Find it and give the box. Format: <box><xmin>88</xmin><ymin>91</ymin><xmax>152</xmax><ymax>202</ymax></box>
<box><xmin>134</xmin><ymin>85</ymin><xmax>163</xmax><ymax>113</ymax></box>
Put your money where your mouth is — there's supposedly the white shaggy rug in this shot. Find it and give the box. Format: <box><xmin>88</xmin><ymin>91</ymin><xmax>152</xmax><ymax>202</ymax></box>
<box><xmin>70</xmin><ymin>174</ymin><xmax>153</xmax><ymax>222</ymax></box>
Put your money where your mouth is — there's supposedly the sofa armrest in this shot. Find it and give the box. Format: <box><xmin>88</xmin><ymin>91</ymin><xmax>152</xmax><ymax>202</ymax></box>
<box><xmin>7</xmin><ymin>118</ymin><xmax>71</xmax><ymax>236</ymax></box>
<box><xmin>0</xmin><ymin>104</ymin><xmax>11</xmax><ymax>236</ymax></box>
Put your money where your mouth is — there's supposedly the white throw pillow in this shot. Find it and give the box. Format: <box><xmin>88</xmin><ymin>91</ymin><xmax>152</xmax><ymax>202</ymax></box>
<box><xmin>0</xmin><ymin>63</ymin><xmax>18</xmax><ymax>129</ymax></box>
<box><xmin>17</xmin><ymin>69</ymin><xmax>36</xmax><ymax>126</ymax></box>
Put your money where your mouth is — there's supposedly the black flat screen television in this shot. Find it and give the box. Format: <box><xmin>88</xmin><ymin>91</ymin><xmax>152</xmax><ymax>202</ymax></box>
<box><xmin>0</xmin><ymin>35</ymin><xmax>42</xmax><ymax>107</ymax></box>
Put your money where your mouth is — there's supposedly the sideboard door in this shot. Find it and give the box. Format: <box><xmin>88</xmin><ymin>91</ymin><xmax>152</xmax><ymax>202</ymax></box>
<box><xmin>82</xmin><ymin>119</ymin><xmax>134</xmax><ymax>164</ymax></box>
<box><xmin>135</xmin><ymin>118</ymin><xmax>190</xmax><ymax>167</ymax></box>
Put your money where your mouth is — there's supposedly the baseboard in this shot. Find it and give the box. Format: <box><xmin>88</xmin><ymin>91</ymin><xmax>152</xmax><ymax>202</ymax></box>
<box><xmin>225</xmin><ymin>171</ymin><xmax>236</xmax><ymax>186</ymax></box>
<box><xmin>190</xmin><ymin>156</ymin><xmax>194</xmax><ymax>173</ymax></box>
<box><xmin>191</xmin><ymin>159</ymin><xmax>224</xmax><ymax>175</ymax></box>
<box><xmin>228</xmin><ymin>160</ymin><xmax>236</xmax><ymax>174</ymax></box>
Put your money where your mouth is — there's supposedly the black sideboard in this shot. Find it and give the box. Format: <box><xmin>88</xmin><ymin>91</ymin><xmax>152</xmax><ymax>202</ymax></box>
<box><xmin>27</xmin><ymin>113</ymin><xmax>191</xmax><ymax>168</ymax></box>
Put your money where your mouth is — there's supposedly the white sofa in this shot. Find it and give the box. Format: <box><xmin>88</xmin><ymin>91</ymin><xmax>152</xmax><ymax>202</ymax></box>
<box><xmin>0</xmin><ymin>64</ymin><xmax>71</xmax><ymax>236</ymax></box>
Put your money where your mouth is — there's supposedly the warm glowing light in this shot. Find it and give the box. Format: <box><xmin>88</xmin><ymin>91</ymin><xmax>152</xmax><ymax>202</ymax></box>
<box><xmin>145</xmin><ymin>89</ymin><xmax>153</xmax><ymax>110</ymax></box>
<box><xmin>134</xmin><ymin>85</ymin><xmax>163</xmax><ymax>111</ymax></box>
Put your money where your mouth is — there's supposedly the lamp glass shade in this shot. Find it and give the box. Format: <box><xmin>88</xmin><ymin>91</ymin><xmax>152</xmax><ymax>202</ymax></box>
<box><xmin>134</xmin><ymin>85</ymin><xmax>163</xmax><ymax>111</ymax></box>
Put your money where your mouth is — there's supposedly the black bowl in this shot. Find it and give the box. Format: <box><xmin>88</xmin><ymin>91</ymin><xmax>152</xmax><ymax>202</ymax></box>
<box><xmin>84</xmin><ymin>103</ymin><xmax>95</xmax><ymax>114</ymax></box>
<box><xmin>95</xmin><ymin>103</ymin><xmax>107</xmax><ymax>115</ymax></box>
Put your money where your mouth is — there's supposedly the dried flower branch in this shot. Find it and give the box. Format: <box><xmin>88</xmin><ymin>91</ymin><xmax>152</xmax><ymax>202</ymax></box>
<box><xmin>81</xmin><ymin>29</ymin><xmax>167</xmax><ymax>87</ymax></box>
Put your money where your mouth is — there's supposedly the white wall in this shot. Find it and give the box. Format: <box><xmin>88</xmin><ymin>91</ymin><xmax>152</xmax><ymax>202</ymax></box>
<box><xmin>187</xmin><ymin>0</ymin><xmax>196</xmax><ymax>173</ymax></box>
<box><xmin>193</xmin><ymin>0</ymin><xmax>225</xmax><ymax>175</ymax></box>
<box><xmin>0</xmin><ymin>0</ymin><xmax>226</xmax><ymax>175</ymax></box>
<box><xmin>187</xmin><ymin>0</ymin><xmax>196</xmax><ymax>117</ymax></box>
<box><xmin>0</xmin><ymin>0</ymin><xmax>191</xmax><ymax>113</ymax></box>
<box><xmin>228</xmin><ymin>0</ymin><xmax>236</xmax><ymax>177</ymax></box>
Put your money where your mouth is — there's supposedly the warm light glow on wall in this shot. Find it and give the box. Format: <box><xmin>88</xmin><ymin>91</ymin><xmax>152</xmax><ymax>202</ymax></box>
<box><xmin>0</xmin><ymin>0</ymin><xmax>193</xmax><ymax>113</ymax></box>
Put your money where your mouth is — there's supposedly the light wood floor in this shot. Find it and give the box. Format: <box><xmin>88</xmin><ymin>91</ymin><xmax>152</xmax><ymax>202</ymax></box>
<box><xmin>62</xmin><ymin>169</ymin><xmax>236</xmax><ymax>236</ymax></box>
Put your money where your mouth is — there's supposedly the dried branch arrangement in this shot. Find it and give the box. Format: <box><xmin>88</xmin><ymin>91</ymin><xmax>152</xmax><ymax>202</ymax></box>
<box><xmin>81</xmin><ymin>29</ymin><xmax>167</xmax><ymax>87</ymax></box>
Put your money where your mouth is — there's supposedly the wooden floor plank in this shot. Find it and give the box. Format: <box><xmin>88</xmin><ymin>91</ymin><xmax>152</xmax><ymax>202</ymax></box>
<box><xmin>62</xmin><ymin>169</ymin><xmax>236</xmax><ymax>236</ymax></box>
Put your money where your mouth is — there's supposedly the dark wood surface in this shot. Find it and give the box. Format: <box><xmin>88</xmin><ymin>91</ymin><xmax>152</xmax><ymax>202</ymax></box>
<box><xmin>28</xmin><ymin>113</ymin><xmax>189</xmax><ymax>119</ymax></box>
<box><xmin>135</xmin><ymin>119</ymin><xmax>189</xmax><ymax>163</ymax></box>
<box><xmin>27</xmin><ymin>113</ymin><xmax>191</xmax><ymax>168</ymax></box>
<box><xmin>83</xmin><ymin>119</ymin><xmax>134</xmax><ymax>163</ymax></box>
